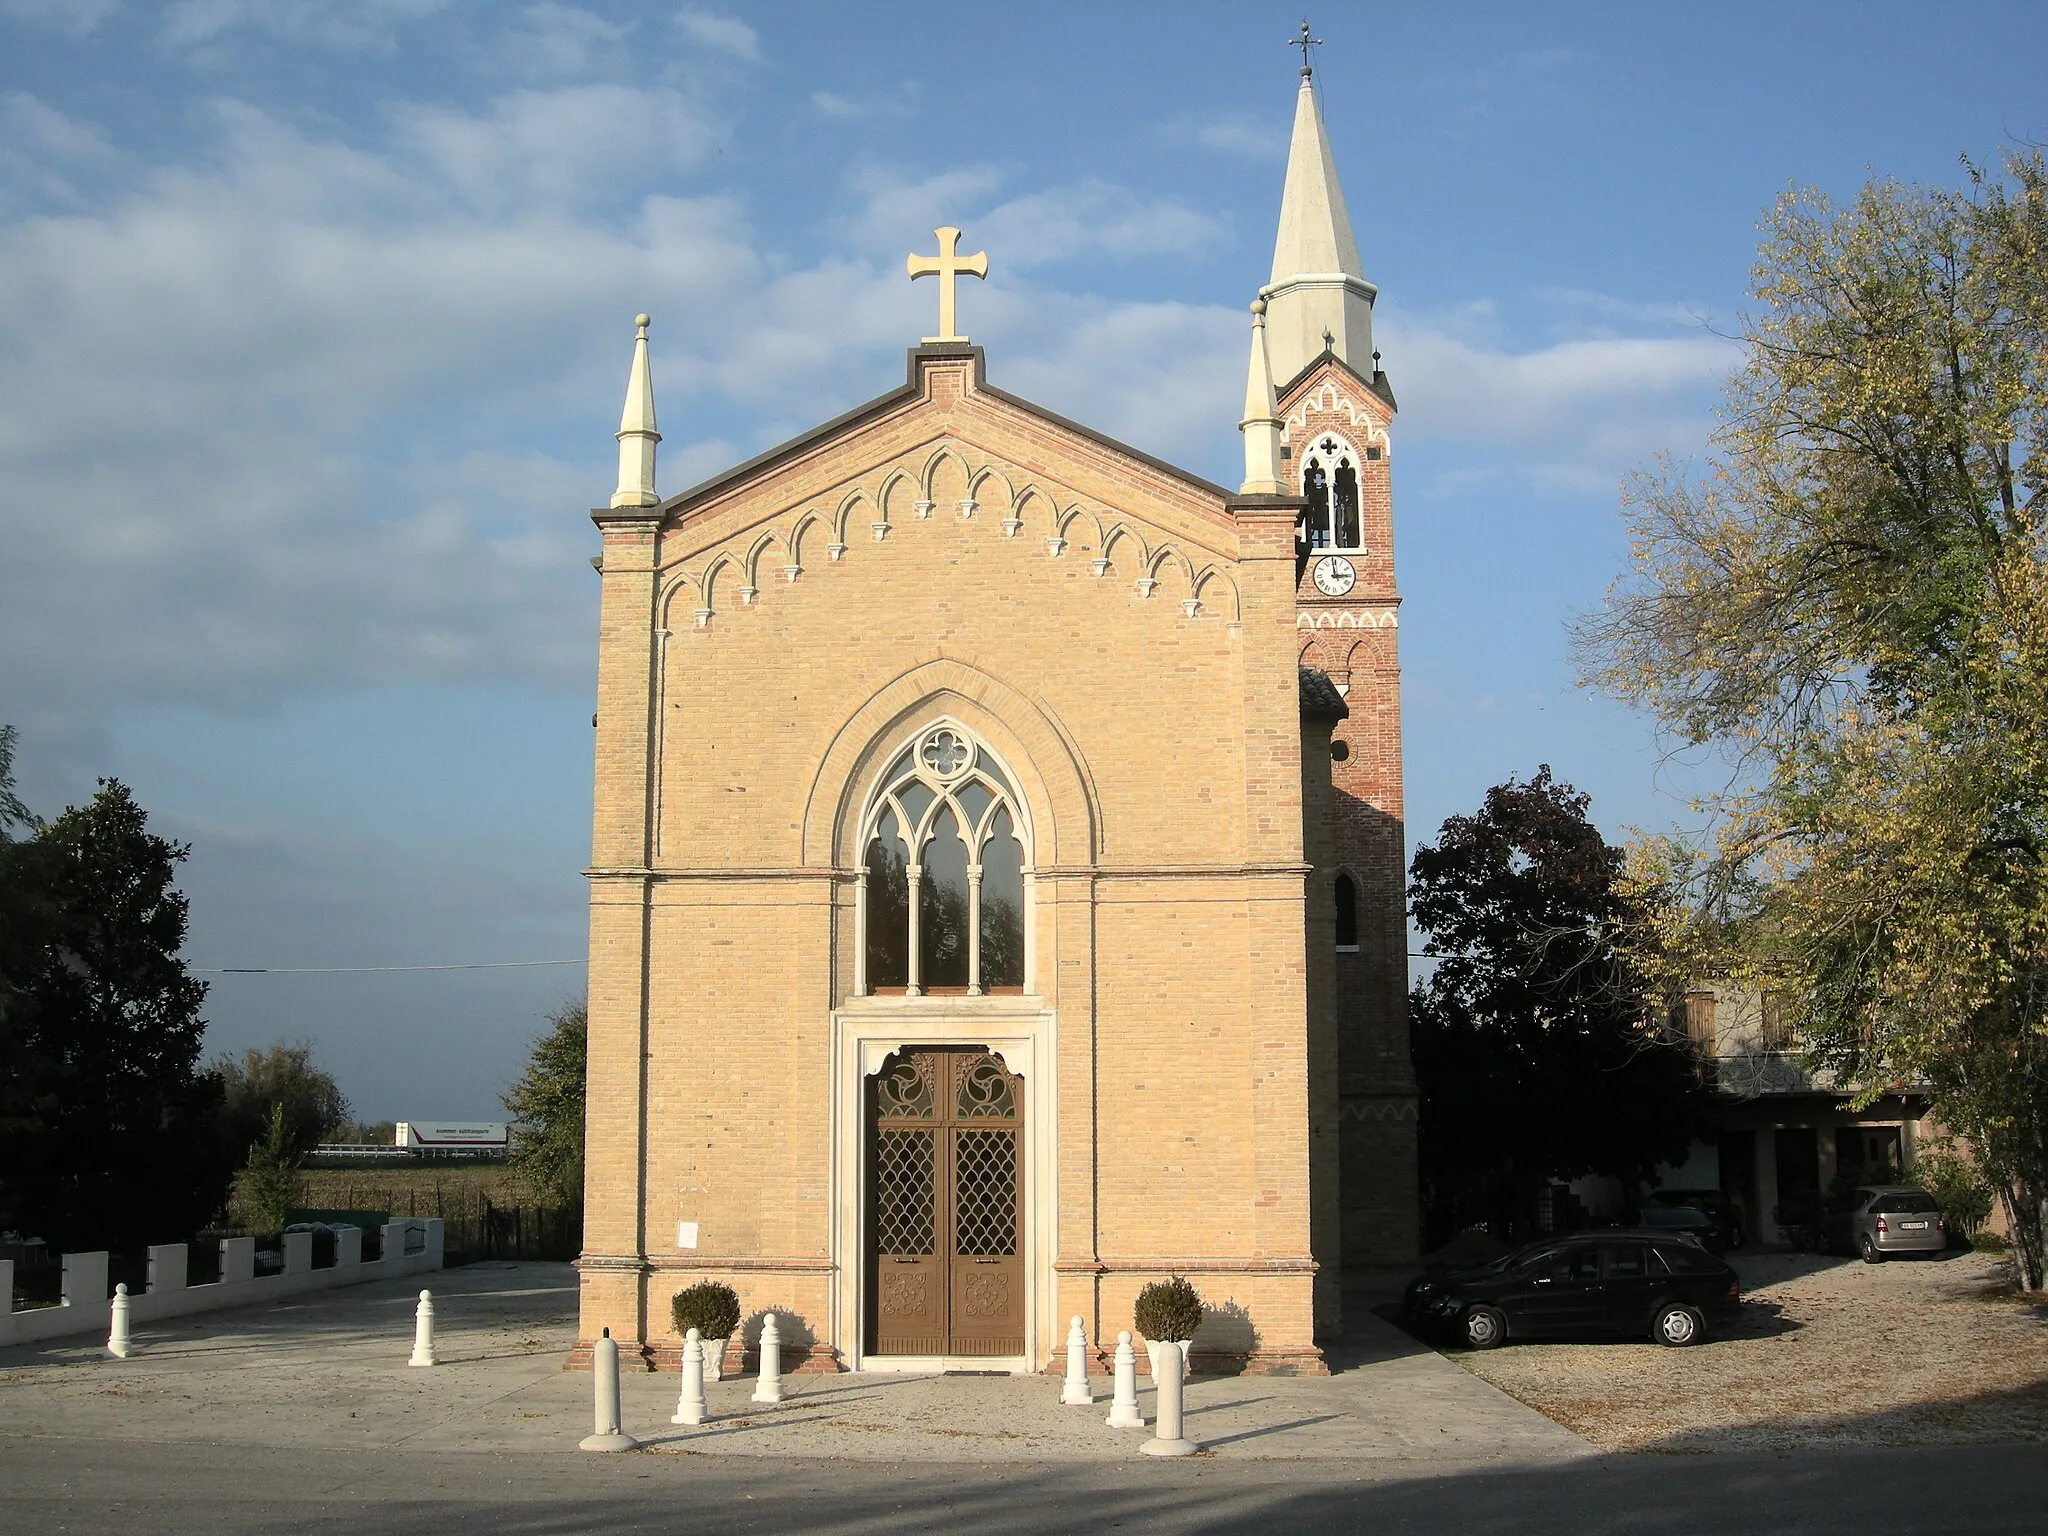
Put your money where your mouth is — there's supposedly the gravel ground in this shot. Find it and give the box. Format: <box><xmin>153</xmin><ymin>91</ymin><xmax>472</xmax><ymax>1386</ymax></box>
<box><xmin>1447</xmin><ymin>1249</ymin><xmax>2048</xmax><ymax>1452</ymax></box>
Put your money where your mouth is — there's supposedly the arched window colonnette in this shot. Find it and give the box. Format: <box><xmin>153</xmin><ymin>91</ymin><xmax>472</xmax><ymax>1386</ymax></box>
<box><xmin>862</xmin><ymin>725</ymin><xmax>1028</xmax><ymax>996</ymax></box>
<box><xmin>1296</xmin><ymin>436</ymin><xmax>1364</xmax><ymax>557</ymax></box>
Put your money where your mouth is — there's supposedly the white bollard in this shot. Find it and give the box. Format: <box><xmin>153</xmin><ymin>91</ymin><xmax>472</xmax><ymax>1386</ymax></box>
<box><xmin>670</xmin><ymin>1327</ymin><xmax>707</xmax><ymax>1426</ymax></box>
<box><xmin>580</xmin><ymin>1328</ymin><xmax>640</xmax><ymax>1452</ymax></box>
<box><xmin>752</xmin><ymin>1312</ymin><xmax>784</xmax><ymax>1404</ymax></box>
<box><xmin>408</xmin><ymin>1289</ymin><xmax>437</xmax><ymax>1367</ymax></box>
<box><xmin>1142</xmin><ymin>1340</ymin><xmax>1197</xmax><ymax>1457</ymax></box>
<box><xmin>1104</xmin><ymin>1330</ymin><xmax>1143</xmax><ymax>1429</ymax></box>
<box><xmin>1061</xmin><ymin>1315</ymin><xmax>1094</xmax><ymax>1405</ymax></box>
<box><xmin>107</xmin><ymin>1283</ymin><xmax>132</xmax><ymax>1359</ymax></box>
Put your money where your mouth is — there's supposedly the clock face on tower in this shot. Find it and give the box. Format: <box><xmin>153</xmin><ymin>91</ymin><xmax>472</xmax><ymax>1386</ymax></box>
<box><xmin>1311</xmin><ymin>554</ymin><xmax>1356</xmax><ymax>597</ymax></box>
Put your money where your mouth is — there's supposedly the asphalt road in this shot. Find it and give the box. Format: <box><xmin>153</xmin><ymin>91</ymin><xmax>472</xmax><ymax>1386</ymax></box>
<box><xmin>5</xmin><ymin>1435</ymin><xmax>2044</xmax><ymax>1534</ymax></box>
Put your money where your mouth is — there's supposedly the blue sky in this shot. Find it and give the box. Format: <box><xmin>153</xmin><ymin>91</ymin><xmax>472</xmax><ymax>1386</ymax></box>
<box><xmin>2</xmin><ymin>1</ymin><xmax>2041</xmax><ymax>1119</ymax></box>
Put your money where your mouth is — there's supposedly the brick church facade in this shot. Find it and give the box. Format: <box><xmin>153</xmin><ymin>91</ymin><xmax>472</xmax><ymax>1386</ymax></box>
<box><xmin>576</xmin><ymin>63</ymin><xmax>1417</xmax><ymax>1376</ymax></box>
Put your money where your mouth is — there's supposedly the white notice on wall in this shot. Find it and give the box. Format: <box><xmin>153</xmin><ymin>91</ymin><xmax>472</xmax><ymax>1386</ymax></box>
<box><xmin>676</xmin><ymin>1221</ymin><xmax>699</xmax><ymax>1250</ymax></box>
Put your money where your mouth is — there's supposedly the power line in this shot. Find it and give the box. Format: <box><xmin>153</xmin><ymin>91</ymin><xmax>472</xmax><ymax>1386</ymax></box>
<box><xmin>194</xmin><ymin>959</ymin><xmax>587</xmax><ymax>975</ymax></box>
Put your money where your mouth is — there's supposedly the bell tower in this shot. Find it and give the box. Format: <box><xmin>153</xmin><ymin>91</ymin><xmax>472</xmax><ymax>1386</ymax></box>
<box><xmin>1259</xmin><ymin>33</ymin><xmax>1419</xmax><ymax>1270</ymax></box>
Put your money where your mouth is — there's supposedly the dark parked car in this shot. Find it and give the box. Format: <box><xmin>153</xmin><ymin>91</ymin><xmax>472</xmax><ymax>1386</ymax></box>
<box><xmin>1405</xmin><ymin>1231</ymin><xmax>1741</xmax><ymax>1349</ymax></box>
<box><xmin>1635</xmin><ymin>1204</ymin><xmax>1722</xmax><ymax>1249</ymax></box>
<box><xmin>1644</xmin><ymin>1187</ymin><xmax>1744</xmax><ymax>1249</ymax></box>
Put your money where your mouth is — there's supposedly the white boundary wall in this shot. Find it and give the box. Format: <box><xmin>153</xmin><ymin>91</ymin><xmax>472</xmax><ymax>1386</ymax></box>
<box><xmin>0</xmin><ymin>1219</ymin><xmax>444</xmax><ymax>1348</ymax></box>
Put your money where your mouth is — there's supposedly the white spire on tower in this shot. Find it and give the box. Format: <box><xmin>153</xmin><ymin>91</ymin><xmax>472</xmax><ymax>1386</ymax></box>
<box><xmin>1261</xmin><ymin>57</ymin><xmax>1376</xmax><ymax>386</ymax></box>
<box><xmin>610</xmin><ymin>313</ymin><xmax>661</xmax><ymax>510</ymax></box>
<box><xmin>1238</xmin><ymin>299</ymin><xmax>1285</xmax><ymax>496</ymax></box>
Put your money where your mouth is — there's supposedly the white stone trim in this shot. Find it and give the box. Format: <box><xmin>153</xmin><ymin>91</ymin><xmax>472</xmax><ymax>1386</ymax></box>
<box><xmin>1295</xmin><ymin>609</ymin><xmax>1397</xmax><ymax>630</ymax></box>
<box><xmin>826</xmin><ymin>1001</ymin><xmax>1058</xmax><ymax>1375</ymax></box>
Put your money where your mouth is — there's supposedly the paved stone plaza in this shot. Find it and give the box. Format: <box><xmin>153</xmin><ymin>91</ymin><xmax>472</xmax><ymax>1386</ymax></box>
<box><xmin>0</xmin><ymin>1261</ymin><xmax>1586</xmax><ymax>1466</ymax></box>
<box><xmin>6</xmin><ymin>1262</ymin><xmax>2047</xmax><ymax>1534</ymax></box>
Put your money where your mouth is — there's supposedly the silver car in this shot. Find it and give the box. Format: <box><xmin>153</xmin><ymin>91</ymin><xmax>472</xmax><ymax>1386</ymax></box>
<box><xmin>1845</xmin><ymin>1184</ymin><xmax>1947</xmax><ymax>1261</ymax></box>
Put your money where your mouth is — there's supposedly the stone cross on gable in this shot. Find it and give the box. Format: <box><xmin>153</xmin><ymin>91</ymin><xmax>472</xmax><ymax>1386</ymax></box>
<box><xmin>906</xmin><ymin>226</ymin><xmax>989</xmax><ymax>345</ymax></box>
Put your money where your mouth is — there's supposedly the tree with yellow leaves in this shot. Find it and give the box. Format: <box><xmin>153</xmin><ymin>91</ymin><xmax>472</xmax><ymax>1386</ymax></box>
<box><xmin>1577</xmin><ymin>149</ymin><xmax>2048</xmax><ymax>1289</ymax></box>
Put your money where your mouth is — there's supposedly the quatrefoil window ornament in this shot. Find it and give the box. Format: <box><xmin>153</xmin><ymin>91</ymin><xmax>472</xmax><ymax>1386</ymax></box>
<box><xmin>919</xmin><ymin>728</ymin><xmax>970</xmax><ymax>779</ymax></box>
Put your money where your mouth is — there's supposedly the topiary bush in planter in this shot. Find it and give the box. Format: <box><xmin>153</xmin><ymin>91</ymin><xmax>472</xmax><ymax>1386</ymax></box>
<box><xmin>671</xmin><ymin>1281</ymin><xmax>741</xmax><ymax>1343</ymax></box>
<box><xmin>1133</xmin><ymin>1276</ymin><xmax>1203</xmax><ymax>1342</ymax></box>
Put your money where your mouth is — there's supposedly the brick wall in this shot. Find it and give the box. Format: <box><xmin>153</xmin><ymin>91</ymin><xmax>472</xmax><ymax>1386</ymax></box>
<box><xmin>1283</xmin><ymin>361</ymin><xmax>1422</xmax><ymax>1268</ymax></box>
<box><xmin>579</xmin><ymin>348</ymin><xmax>1332</xmax><ymax>1371</ymax></box>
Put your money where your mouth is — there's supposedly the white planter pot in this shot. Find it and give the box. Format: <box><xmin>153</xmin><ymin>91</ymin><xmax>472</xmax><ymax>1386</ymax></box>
<box><xmin>1145</xmin><ymin>1338</ymin><xmax>1188</xmax><ymax>1383</ymax></box>
<box><xmin>702</xmin><ymin>1336</ymin><xmax>729</xmax><ymax>1381</ymax></box>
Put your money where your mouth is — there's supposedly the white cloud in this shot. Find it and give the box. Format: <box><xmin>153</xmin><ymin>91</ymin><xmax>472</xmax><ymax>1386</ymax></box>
<box><xmin>0</xmin><ymin>92</ymin><xmax>761</xmax><ymax>736</ymax></box>
<box><xmin>1381</xmin><ymin>315</ymin><xmax>1736</xmax><ymax>473</ymax></box>
<box><xmin>160</xmin><ymin>0</ymin><xmax>450</xmax><ymax>48</ymax></box>
<box><xmin>1192</xmin><ymin>115</ymin><xmax>1284</xmax><ymax>159</ymax></box>
<box><xmin>812</xmin><ymin>88</ymin><xmax>916</xmax><ymax>122</ymax></box>
<box><xmin>394</xmin><ymin>84</ymin><xmax>719</xmax><ymax>213</ymax></box>
<box><xmin>839</xmin><ymin>165</ymin><xmax>1003</xmax><ymax>254</ymax></box>
<box><xmin>1</xmin><ymin>0</ymin><xmax>119</xmax><ymax>35</ymax></box>
<box><xmin>997</xmin><ymin>297</ymin><xmax>1244</xmax><ymax>476</ymax></box>
<box><xmin>980</xmin><ymin>180</ymin><xmax>1223</xmax><ymax>268</ymax></box>
<box><xmin>0</xmin><ymin>92</ymin><xmax>128</xmax><ymax>212</ymax></box>
<box><xmin>493</xmin><ymin>2</ymin><xmax>631</xmax><ymax>78</ymax></box>
<box><xmin>842</xmin><ymin>166</ymin><xmax>1221</xmax><ymax>270</ymax></box>
<box><xmin>674</xmin><ymin>6</ymin><xmax>757</xmax><ymax>61</ymax></box>
<box><xmin>1532</xmin><ymin>287</ymin><xmax>1709</xmax><ymax>331</ymax></box>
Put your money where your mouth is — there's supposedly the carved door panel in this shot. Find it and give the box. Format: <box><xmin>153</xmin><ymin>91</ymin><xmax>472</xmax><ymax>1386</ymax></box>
<box><xmin>868</xmin><ymin>1048</ymin><xmax>1024</xmax><ymax>1357</ymax></box>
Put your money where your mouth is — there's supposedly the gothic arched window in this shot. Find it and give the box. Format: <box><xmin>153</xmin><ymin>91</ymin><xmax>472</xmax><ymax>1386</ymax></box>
<box><xmin>862</xmin><ymin>725</ymin><xmax>1029</xmax><ymax>996</ymax></box>
<box><xmin>1298</xmin><ymin>437</ymin><xmax>1363</xmax><ymax>554</ymax></box>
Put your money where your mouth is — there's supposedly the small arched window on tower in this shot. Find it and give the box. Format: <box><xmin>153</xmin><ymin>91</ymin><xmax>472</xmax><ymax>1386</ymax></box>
<box><xmin>861</xmin><ymin>724</ymin><xmax>1029</xmax><ymax>996</ymax></box>
<box><xmin>1334</xmin><ymin>872</ymin><xmax>1359</xmax><ymax>951</ymax></box>
<box><xmin>1300</xmin><ymin>438</ymin><xmax>1363</xmax><ymax>553</ymax></box>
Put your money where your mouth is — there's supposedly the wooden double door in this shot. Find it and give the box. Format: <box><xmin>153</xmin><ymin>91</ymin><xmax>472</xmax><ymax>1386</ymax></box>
<box><xmin>866</xmin><ymin>1046</ymin><xmax>1024</xmax><ymax>1357</ymax></box>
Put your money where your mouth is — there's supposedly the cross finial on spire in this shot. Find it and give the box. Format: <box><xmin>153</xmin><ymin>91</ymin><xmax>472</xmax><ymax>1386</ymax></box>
<box><xmin>1291</xmin><ymin>17</ymin><xmax>1321</xmax><ymax>76</ymax></box>
<box><xmin>907</xmin><ymin>227</ymin><xmax>989</xmax><ymax>345</ymax></box>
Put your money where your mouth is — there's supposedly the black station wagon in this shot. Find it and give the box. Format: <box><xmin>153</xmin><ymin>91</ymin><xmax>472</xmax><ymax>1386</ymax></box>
<box><xmin>1405</xmin><ymin>1231</ymin><xmax>1741</xmax><ymax>1349</ymax></box>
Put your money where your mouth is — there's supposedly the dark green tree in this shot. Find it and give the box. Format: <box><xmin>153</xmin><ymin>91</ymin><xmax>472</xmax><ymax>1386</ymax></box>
<box><xmin>215</xmin><ymin>1040</ymin><xmax>352</xmax><ymax>1161</ymax></box>
<box><xmin>502</xmin><ymin>1000</ymin><xmax>586</xmax><ymax>1205</ymax></box>
<box><xmin>0</xmin><ymin>726</ymin><xmax>55</xmax><ymax>1221</ymax></box>
<box><xmin>0</xmin><ymin>780</ymin><xmax>234</xmax><ymax>1250</ymax></box>
<box><xmin>0</xmin><ymin>725</ymin><xmax>36</xmax><ymax>840</ymax></box>
<box><xmin>1408</xmin><ymin>768</ymin><xmax>1711</xmax><ymax>1246</ymax></box>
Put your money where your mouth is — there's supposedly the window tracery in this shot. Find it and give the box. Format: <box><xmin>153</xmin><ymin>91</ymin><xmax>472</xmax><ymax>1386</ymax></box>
<box><xmin>861</xmin><ymin>725</ymin><xmax>1029</xmax><ymax>996</ymax></box>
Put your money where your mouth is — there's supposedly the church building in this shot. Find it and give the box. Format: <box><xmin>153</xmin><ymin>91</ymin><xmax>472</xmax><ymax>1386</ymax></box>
<box><xmin>577</xmin><ymin>58</ymin><xmax>1417</xmax><ymax>1377</ymax></box>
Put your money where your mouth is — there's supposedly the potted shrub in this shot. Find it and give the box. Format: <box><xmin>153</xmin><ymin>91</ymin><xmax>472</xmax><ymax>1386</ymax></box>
<box><xmin>1133</xmin><ymin>1276</ymin><xmax>1203</xmax><ymax>1382</ymax></box>
<box><xmin>671</xmin><ymin>1281</ymin><xmax>741</xmax><ymax>1380</ymax></box>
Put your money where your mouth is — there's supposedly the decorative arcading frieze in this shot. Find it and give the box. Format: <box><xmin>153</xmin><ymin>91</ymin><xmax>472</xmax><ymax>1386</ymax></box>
<box><xmin>1282</xmin><ymin>380</ymin><xmax>1393</xmax><ymax>457</ymax></box>
<box><xmin>652</xmin><ymin>441</ymin><xmax>1244</xmax><ymax>632</ymax></box>
<box><xmin>1296</xmin><ymin>609</ymin><xmax>1398</xmax><ymax>630</ymax></box>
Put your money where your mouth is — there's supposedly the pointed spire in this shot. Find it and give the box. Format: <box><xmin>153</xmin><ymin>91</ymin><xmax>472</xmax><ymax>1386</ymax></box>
<box><xmin>1238</xmin><ymin>299</ymin><xmax>1285</xmax><ymax>496</ymax></box>
<box><xmin>1262</xmin><ymin>64</ymin><xmax>1376</xmax><ymax>386</ymax></box>
<box><xmin>610</xmin><ymin>313</ymin><xmax>661</xmax><ymax>510</ymax></box>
